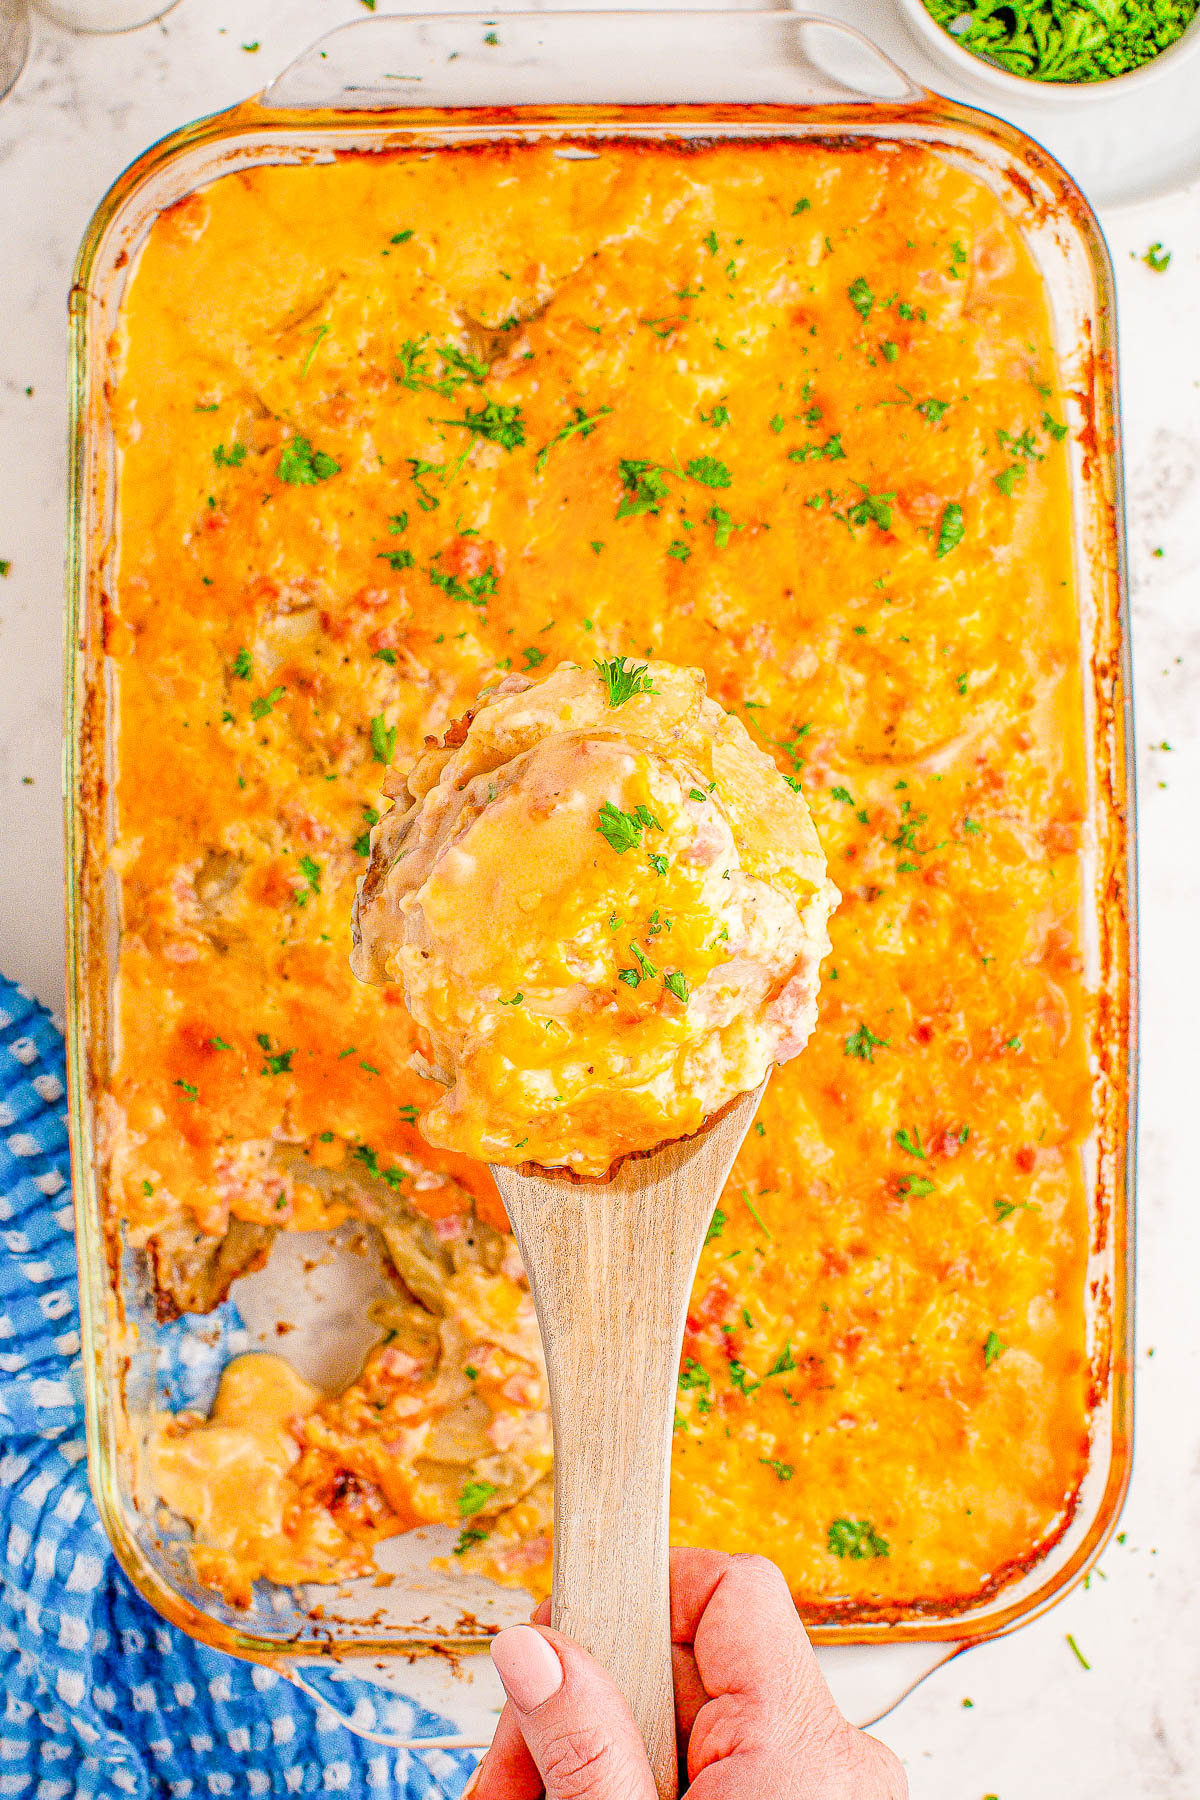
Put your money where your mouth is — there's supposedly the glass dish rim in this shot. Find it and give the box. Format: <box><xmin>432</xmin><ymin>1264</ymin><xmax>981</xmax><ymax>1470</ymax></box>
<box><xmin>64</xmin><ymin>14</ymin><xmax>1137</xmax><ymax>1666</ymax></box>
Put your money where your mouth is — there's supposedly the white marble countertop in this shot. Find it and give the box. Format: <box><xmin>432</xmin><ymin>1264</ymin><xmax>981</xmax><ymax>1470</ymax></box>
<box><xmin>1</xmin><ymin>1</ymin><xmax>1197</xmax><ymax>1793</ymax></box>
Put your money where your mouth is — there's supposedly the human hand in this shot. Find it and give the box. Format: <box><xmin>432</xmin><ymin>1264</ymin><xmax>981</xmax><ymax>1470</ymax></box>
<box><xmin>466</xmin><ymin>1547</ymin><xmax>907</xmax><ymax>1797</ymax></box>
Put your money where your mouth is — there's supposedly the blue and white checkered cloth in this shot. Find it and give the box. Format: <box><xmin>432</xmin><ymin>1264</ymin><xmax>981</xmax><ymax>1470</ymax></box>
<box><xmin>0</xmin><ymin>977</ymin><xmax>477</xmax><ymax>1799</ymax></box>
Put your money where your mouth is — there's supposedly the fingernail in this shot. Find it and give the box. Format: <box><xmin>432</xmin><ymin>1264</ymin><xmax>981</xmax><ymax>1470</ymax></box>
<box><xmin>490</xmin><ymin>1625</ymin><xmax>564</xmax><ymax>1712</ymax></box>
<box><xmin>461</xmin><ymin>1762</ymin><xmax>484</xmax><ymax>1798</ymax></box>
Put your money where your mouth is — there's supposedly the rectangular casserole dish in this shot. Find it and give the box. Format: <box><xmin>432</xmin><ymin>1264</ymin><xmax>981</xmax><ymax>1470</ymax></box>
<box><xmin>64</xmin><ymin>7</ymin><xmax>1135</xmax><ymax>1700</ymax></box>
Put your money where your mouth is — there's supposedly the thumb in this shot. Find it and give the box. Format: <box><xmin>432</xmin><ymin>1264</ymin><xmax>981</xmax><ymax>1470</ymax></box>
<box><xmin>488</xmin><ymin>1623</ymin><xmax>659</xmax><ymax>1800</ymax></box>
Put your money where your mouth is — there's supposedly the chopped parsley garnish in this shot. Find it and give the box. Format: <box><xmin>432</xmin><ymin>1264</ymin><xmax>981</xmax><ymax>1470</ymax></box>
<box><xmin>521</xmin><ymin>645</ymin><xmax>546</xmax><ymax>671</ymax></box>
<box><xmin>700</xmin><ymin>404</ymin><xmax>731</xmax><ymax>427</ymax></box>
<box><xmin>629</xmin><ymin>943</ymin><xmax>658</xmax><ymax>982</ymax></box>
<box><xmin>895</xmin><ymin>1126</ymin><xmax>926</xmax><ymax>1159</ymax></box>
<box><xmin>300</xmin><ymin>324</ymin><xmax>330</xmax><ymax>378</ymax></box>
<box><xmin>453</xmin><ymin>1527</ymin><xmax>489</xmax><ymax>1556</ymax></box>
<box><xmin>847</xmin><ymin>486</ymin><xmax>895</xmax><ymax>532</ymax></box>
<box><xmin>918</xmin><ymin>398</ymin><xmax>951</xmax><ymax>423</ymax></box>
<box><xmin>994</xmin><ymin>464</ymin><xmax>1025</xmax><ymax>497</ymax></box>
<box><xmin>209</xmin><ymin>1037</ymin><xmax>233</xmax><ymax>1051</ymax></box>
<box><xmin>830</xmin><ymin>785</ymin><xmax>854</xmax><ymax>806</ymax></box>
<box><xmin>440</xmin><ymin>401</ymin><xmax>525</xmax><ymax>450</ymax></box>
<box><xmin>648</xmin><ymin>853</ymin><xmax>669</xmax><ymax>876</ymax></box>
<box><xmin>370</xmin><ymin>714</ymin><xmax>397</xmax><ymax>764</ymax></box>
<box><xmin>899</xmin><ymin>1175</ymin><xmax>935</xmax><ymax>1198</ymax></box>
<box><xmin>389</xmin><ymin>512</ymin><xmax>409</xmax><ymax>534</ymax></box>
<box><xmin>663</xmin><ymin>970</ymin><xmax>689</xmax><ymax>1002</ymax></box>
<box><xmin>298</xmin><ymin>855</ymin><xmax>321</xmax><ymax>895</ymax></box>
<box><xmin>596</xmin><ymin>800</ymin><xmax>661</xmax><ymax>854</ymax></box>
<box><xmin>390</xmin><ymin>228</ymin><xmax>414</xmax><ymax>244</ymax></box>
<box><xmin>1142</xmin><ymin>242</ymin><xmax>1171</xmax><ymax>273</ymax></box>
<box><xmin>760</xmin><ymin>1458</ymin><xmax>794</xmax><ymax>1481</ymax></box>
<box><xmin>617</xmin><ymin>460</ymin><xmax>670</xmax><ymax>518</ymax></box>
<box><xmin>352</xmin><ymin>804</ymin><xmax>380</xmax><ymax>857</ymax></box>
<box><xmin>212</xmin><ymin>442</ymin><xmax>246</xmax><ymax>468</ymax></box>
<box><xmin>707</xmin><ymin>504</ymin><xmax>743</xmax><ymax>548</ymax></box>
<box><xmin>457</xmin><ymin>1480</ymin><xmax>498</xmax><ymax>1517</ymax></box>
<box><xmin>498</xmin><ymin>992</ymin><xmax>524</xmax><ymax>1006</ymax></box>
<box><xmin>848</xmin><ymin>277</ymin><xmax>874</xmax><ymax>320</ymax></box>
<box><xmin>277</xmin><ymin>436</ymin><xmax>340</xmax><ymax>485</ymax></box>
<box><xmin>428</xmin><ymin>562</ymin><xmax>498</xmax><ymax>607</ymax></box>
<box><xmin>679</xmin><ymin>1358</ymin><xmax>711</xmax><ymax>1391</ymax></box>
<box><xmin>249</xmin><ymin>686</ymin><xmax>285</xmax><ymax>721</ymax></box>
<box><xmin>703</xmin><ymin>230</ymin><xmax>719</xmax><ymax>255</ymax></box>
<box><xmin>231</xmin><ymin>647</ymin><xmax>252</xmax><ymax>680</ymax></box>
<box><xmin>704</xmin><ymin>1207</ymin><xmax>726</xmax><ymax>1245</ymax></box>
<box><xmin>595</xmin><ymin>657</ymin><xmax>658</xmax><ymax>708</ymax></box>
<box><xmin>729</xmin><ymin>1360</ymin><xmax>761</xmax><ymax>1397</ymax></box>
<box><xmin>881</xmin><ymin>341</ymin><xmax>899</xmax><ymax>362</ymax></box>
<box><xmin>792</xmin><ymin>197</ymin><xmax>812</xmax><ymax>214</ymax></box>
<box><xmin>845</xmin><ymin>1022</ymin><xmax>889</xmax><ymax>1062</ymax></box>
<box><xmin>1042</xmin><ymin>411</ymin><xmax>1068</xmax><ymax>441</ymax></box>
<box><xmin>536</xmin><ymin>404</ymin><xmax>612</xmax><ymax>472</ymax></box>
<box><xmin>983</xmin><ymin>1329</ymin><xmax>1006</xmax><ymax>1368</ymax></box>
<box><xmin>374</xmin><ymin>648</ymin><xmax>397</xmax><ymax>665</ymax></box>
<box><xmin>788</xmin><ymin>433</ymin><xmax>845</xmax><ymax>464</ymax></box>
<box><xmin>256</xmin><ymin>1035</ymin><xmax>295</xmax><ymax>1076</ymax></box>
<box><xmin>173</xmin><ymin>1079</ymin><xmax>198</xmax><ymax>1101</ymax></box>
<box><xmin>378</xmin><ymin>548</ymin><xmax>415</xmax><ymax>570</ymax></box>
<box><xmin>686</xmin><ymin>456</ymin><xmax>731</xmax><ymax>488</ymax></box>
<box><xmin>935</xmin><ymin>502</ymin><xmax>966</xmax><ymax>558</ymax></box>
<box><xmin>767</xmin><ymin>1341</ymin><xmax>797</xmax><ymax>1376</ymax></box>
<box><xmin>668</xmin><ymin>540</ymin><xmax>692</xmax><ymax>561</ymax></box>
<box><xmin>827</xmin><ymin>1517</ymin><xmax>889</xmax><ymax>1560</ymax></box>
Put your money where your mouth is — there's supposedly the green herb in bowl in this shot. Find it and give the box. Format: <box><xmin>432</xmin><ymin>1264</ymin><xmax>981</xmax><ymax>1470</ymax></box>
<box><xmin>919</xmin><ymin>0</ymin><xmax>1199</xmax><ymax>81</ymax></box>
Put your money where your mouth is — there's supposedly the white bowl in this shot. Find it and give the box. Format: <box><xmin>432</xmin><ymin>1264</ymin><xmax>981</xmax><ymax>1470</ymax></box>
<box><xmin>897</xmin><ymin>0</ymin><xmax>1200</xmax><ymax>103</ymax></box>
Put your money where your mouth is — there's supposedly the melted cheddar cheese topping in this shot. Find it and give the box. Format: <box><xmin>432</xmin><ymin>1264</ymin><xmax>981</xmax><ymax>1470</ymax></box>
<box><xmin>350</xmin><ymin>658</ymin><xmax>837</xmax><ymax>1174</ymax></box>
<box><xmin>108</xmin><ymin>137</ymin><xmax>1091</xmax><ymax>1618</ymax></box>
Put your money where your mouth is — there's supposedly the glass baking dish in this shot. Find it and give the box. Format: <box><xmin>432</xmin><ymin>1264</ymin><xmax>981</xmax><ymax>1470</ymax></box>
<box><xmin>63</xmin><ymin>5</ymin><xmax>1135</xmax><ymax>1734</ymax></box>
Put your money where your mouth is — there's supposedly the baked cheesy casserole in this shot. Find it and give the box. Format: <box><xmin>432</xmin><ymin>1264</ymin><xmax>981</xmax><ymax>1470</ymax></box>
<box><xmin>106</xmin><ymin>137</ymin><xmax>1092</xmax><ymax>1618</ymax></box>
<box><xmin>350</xmin><ymin>658</ymin><xmax>838</xmax><ymax>1175</ymax></box>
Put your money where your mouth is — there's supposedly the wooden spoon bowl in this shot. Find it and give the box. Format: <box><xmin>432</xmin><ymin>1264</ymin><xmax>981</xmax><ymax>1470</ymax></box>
<box><xmin>490</xmin><ymin>1078</ymin><xmax>768</xmax><ymax>1800</ymax></box>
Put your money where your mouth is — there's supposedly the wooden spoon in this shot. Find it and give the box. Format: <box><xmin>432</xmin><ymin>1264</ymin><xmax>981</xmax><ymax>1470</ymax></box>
<box><xmin>490</xmin><ymin>1077</ymin><xmax>769</xmax><ymax>1800</ymax></box>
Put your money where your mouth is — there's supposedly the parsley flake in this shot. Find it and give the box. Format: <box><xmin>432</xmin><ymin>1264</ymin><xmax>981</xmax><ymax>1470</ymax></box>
<box><xmin>596</xmin><ymin>800</ymin><xmax>661</xmax><ymax>855</ymax></box>
<box><xmin>617</xmin><ymin>459</ymin><xmax>671</xmax><ymax>518</ymax></box>
<box><xmin>828</xmin><ymin>1518</ymin><xmax>889</xmax><ymax>1560</ymax></box>
<box><xmin>848</xmin><ymin>277</ymin><xmax>874</xmax><ymax>320</ymax></box>
<box><xmin>845</xmin><ymin>1022</ymin><xmax>888</xmax><ymax>1062</ymax></box>
<box><xmin>249</xmin><ymin>686</ymin><xmax>285</xmax><ymax>721</ymax></box>
<box><xmin>935</xmin><ymin>502</ymin><xmax>965</xmax><ymax>558</ymax></box>
<box><xmin>277</xmin><ymin>437</ymin><xmax>340</xmax><ymax>485</ymax></box>
<box><xmin>370</xmin><ymin>714</ymin><xmax>397</xmax><ymax>764</ymax></box>
<box><xmin>595</xmin><ymin>657</ymin><xmax>658</xmax><ymax>708</ymax></box>
<box><xmin>457</xmin><ymin>1480</ymin><xmax>498</xmax><ymax>1517</ymax></box>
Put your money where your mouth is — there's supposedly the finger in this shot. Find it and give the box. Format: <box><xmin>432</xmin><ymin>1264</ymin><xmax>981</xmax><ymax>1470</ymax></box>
<box><xmin>671</xmin><ymin>1642</ymin><xmax>708</xmax><ymax>1739</ymax></box>
<box><xmin>489</xmin><ymin>1623</ymin><xmax>658</xmax><ymax>1799</ymax></box>
<box><xmin>466</xmin><ymin>1700</ymin><xmax>542</xmax><ymax>1800</ymax></box>
<box><xmin>685</xmin><ymin>1556</ymin><xmax>844</xmax><ymax>1783</ymax></box>
<box><xmin>531</xmin><ymin>1598</ymin><xmax>551</xmax><ymax>1625</ymax></box>
<box><xmin>692</xmin><ymin>1553</ymin><xmax>832</xmax><ymax>1712</ymax></box>
<box><xmin>669</xmin><ymin>1546</ymin><xmax>736</xmax><ymax>1646</ymax></box>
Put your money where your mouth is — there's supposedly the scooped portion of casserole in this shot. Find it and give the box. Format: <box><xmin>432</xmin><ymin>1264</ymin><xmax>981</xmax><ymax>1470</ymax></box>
<box><xmin>105</xmin><ymin>136</ymin><xmax>1093</xmax><ymax>1620</ymax></box>
<box><xmin>350</xmin><ymin>658</ymin><xmax>837</xmax><ymax>1175</ymax></box>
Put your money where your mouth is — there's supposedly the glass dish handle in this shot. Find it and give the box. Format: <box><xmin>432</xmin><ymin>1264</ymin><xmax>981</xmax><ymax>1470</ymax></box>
<box><xmin>260</xmin><ymin>9</ymin><xmax>924</xmax><ymax>114</ymax></box>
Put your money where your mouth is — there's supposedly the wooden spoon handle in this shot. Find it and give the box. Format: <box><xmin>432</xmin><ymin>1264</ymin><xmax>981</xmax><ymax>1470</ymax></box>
<box><xmin>493</xmin><ymin>1084</ymin><xmax>767</xmax><ymax>1799</ymax></box>
<box><xmin>510</xmin><ymin>1180</ymin><xmax>693</xmax><ymax>1800</ymax></box>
